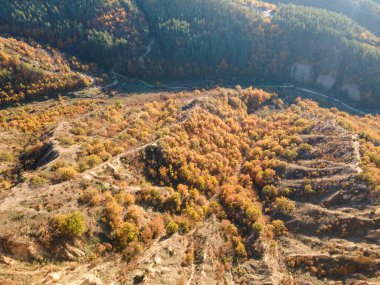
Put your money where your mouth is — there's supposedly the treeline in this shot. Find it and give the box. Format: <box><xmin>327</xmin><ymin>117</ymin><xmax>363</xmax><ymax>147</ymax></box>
<box><xmin>0</xmin><ymin>0</ymin><xmax>151</xmax><ymax>75</ymax></box>
<box><xmin>266</xmin><ymin>0</ymin><xmax>380</xmax><ymax>36</ymax></box>
<box><xmin>0</xmin><ymin>0</ymin><xmax>379</xmax><ymax>106</ymax></box>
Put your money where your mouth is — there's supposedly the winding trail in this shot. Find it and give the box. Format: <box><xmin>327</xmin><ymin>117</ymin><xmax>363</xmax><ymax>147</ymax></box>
<box><xmin>111</xmin><ymin>69</ymin><xmax>155</xmax><ymax>88</ymax></box>
<box><xmin>75</xmin><ymin>67</ymin><xmax>370</xmax><ymax>116</ymax></box>
<box><xmin>107</xmin><ymin>70</ymin><xmax>370</xmax><ymax>115</ymax></box>
<box><xmin>102</xmin><ymin>76</ymin><xmax>118</xmax><ymax>89</ymax></box>
<box><xmin>295</xmin><ymin>87</ymin><xmax>367</xmax><ymax>116</ymax></box>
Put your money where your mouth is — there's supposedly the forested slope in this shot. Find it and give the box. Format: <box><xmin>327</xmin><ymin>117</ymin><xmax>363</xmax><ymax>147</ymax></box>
<box><xmin>0</xmin><ymin>0</ymin><xmax>151</xmax><ymax>74</ymax></box>
<box><xmin>271</xmin><ymin>4</ymin><xmax>380</xmax><ymax>102</ymax></box>
<box><xmin>139</xmin><ymin>0</ymin><xmax>380</xmax><ymax>106</ymax></box>
<box><xmin>0</xmin><ymin>37</ymin><xmax>90</xmax><ymax>105</ymax></box>
<box><xmin>0</xmin><ymin>0</ymin><xmax>379</xmax><ymax>107</ymax></box>
<box><xmin>266</xmin><ymin>0</ymin><xmax>380</xmax><ymax>36</ymax></box>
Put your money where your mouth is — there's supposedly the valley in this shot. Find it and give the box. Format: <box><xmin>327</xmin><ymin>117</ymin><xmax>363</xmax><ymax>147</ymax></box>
<box><xmin>101</xmin><ymin>72</ymin><xmax>375</xmax><ymax>115</ymax></box>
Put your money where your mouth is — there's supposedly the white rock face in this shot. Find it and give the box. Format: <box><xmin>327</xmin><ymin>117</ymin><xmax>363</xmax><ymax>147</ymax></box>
<box><xmin>316</xmin><ymin>75</ymin><xmax>336</xmax><ymax>90</ymax></box>
<box><xmin>342</xmin><ymin>83</ymin><xmax>361</xmax><ymax>101</ymax></box>
<box><xmin>291</xmin><ymin>63</ymin><xmax>312</xmax><ymax>82</ymax></box>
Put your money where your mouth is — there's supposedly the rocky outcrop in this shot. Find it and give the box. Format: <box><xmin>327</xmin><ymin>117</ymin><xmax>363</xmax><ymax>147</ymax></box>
<box><xmin>291</xmin><ymin>63</ymin><xmax>312</xmax><ymax>82</ymax></box>
<box><xmin>342</xmin><ymin>83</ymin><xmax>362</xmax><ymax>101</ymax></box>
<box><xmin>316</xmin><ymin>75</ymin><xmax>336</xmax><ymax>90</ymax></box>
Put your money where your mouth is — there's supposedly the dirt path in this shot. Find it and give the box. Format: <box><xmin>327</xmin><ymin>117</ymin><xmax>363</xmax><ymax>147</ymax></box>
<box><xmin>108</xmin><ymin>70</ymin><xmax>371</xmax><ymax>115</ymax></box>
<box><xmin>352</xmin><ymin>134</ymin><xmax>363</xmax><ymax>173</ymax></box>
<box><xmin>111</xmin><ymin>69</ymin><xmax>155</xmax><ymax>88</ymax></box>
<box><xmin>295</xmin><ymin>87</ymin><xmax>367</xmax><ymax>116</ymax></box>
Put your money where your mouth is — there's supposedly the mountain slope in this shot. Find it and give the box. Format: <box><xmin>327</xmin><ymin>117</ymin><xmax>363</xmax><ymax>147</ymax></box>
<box><xmin>0</xmin><ymin>37</ymin><xmax>91</xmax><ymax>105</ymax></box>
<box><xmin>267</xmin><ymin>0</ymin><xmax>380</xmax><ymax>36</ymax></box>
<box><xmin>0</xmin><ymin>0</ymin><xmax>379</xmax><ymax>107</ymax></box>
<box><xmin>0</xmin><ymin>0</ymin><xmax>151</xmax><ymax>75</ymax></box>
<box><xmin>139</xmin><ymin>0</ymin><xmax>380</xmax><ymax>106</ymax></box>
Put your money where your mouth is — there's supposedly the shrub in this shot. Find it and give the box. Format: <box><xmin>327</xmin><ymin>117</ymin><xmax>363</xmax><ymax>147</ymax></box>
<box><xmin>0</xmin><ymin>152</ymin><xmax>13</xmax><ymax>162</ymax></box>
<box><xmin>122</xmin><ymin>241</ymin><xmax>143</xmax><ymax>261</ymax></box>
<box><xmin>262</xmin><ymin>185</ymin><xmax>278</xmax><ymax>199</ymax></box>
<box><xmin>164</xmin><ymin>192</ymin><xmax>182</xmax><ymax>213</ymax></box>
<box><xmin>111</xmin><ymin>146</ymin><xmax>124</xmax><ymax>156</ymax></box>
<box><xmin>262</xmin><ymin>169</ymin><xmax>276</xmax><ymax>184</ymax></box>
<box><xmin>30</xmin><ymin>175</ymin><xmax>47</xmax><ymax>187</ymax></box>
<box><xmin>271</xmin><ymin>220</ymin><xmax>286</xmax><ymax>236</ymax></box>
<box><xmin>166</xmin><ymin>220</ymin><xmax>179</xmax><ymax>236</ymax></box>
<box><xmin>140</xmin><ymin>226</ymin><xmax>153</xmax><ymax>242</ymax></box>
<box><xmin>299</xmin><ymin>143</ymin><xmax>312</xmax><ymax>152</ymax></box>
<box><xmin>110</xmin><ymin>220</ymin><xmax>140</xmax><ymax>250</ymax></box>
<box><xmin>51</xmin><ymin>211</ymin><xmax>86</xmax><ymax>239</ymax></box>
<box><xmin>80</xmin><ymin>187</ymin><xmax>103</xmax><ymax>206</ymax></box>
<box><xmin>79</xmin><ymin>154</ymin><xmax>102</xmax><ymax>171</ymax></box>
<box><xmin>98</xmin><ymin>151</ymin><xmax>112</xmax><ymax>161</ymax></box>
<box><xmin>54</xmin><ymin>166</ymin><xmax>77</xmax><ymax>183</ymax></box>
<box><xmin>149</xmin><ymin>216</ymin><xmax>165</xmax><ymax>238</ymax></box>
<box><xmin>184</xmin><ymin>250</ymin><xmax>194</xmax><ymax>266</ymax></box>
<box><xmin>51</xmin><ymin>160</ymin><xmax>66</xmax><ymax>171</ymax></box>
<box><xmin>126</xmin><ymin>206</ymin><xmax>142</xmax><ymax>226</ymax></box>
<box><xmin>120</xmin><ymin>222</ymin><xmax>139</xmax><ymax>244</ymax></box>
<box><xmin>176</xmin><ymin>217</ymin><xmax>192</xmax><ymax>234</ymax></box>
<box><xmin>252</xmin><ymin>222</ymin><xmax>264</xmax><ymax>233</ymax></box>
<box><xmin>58</xmin><ymin>136</ymin><xmax>75</xmax><ymax>146</ymax></box>
<box><xmin>284</xmin><ymin>149</ymin><xmax>298</xmax><ymax>160</ymax></box>
<box><xmin>208</xmin><ymin>201</ymin><xmax>223</xmax><ymax>216</ymax></box>
<box><xmin>104</xmin><ymin>199</ymin><xmax>123</xmax><ymax>229</ymax></box>
<box><xmin>116</xmin><ymin>192</ymin><xmax>135</xmax><ymax>206</ymax></box>
<box><xmin>92</xmin><ymin>143</ymin><xmax>105</xmax><ymax>154</ymax></box>
<box><xmin>273</xmin><ymin>197</ymin><xmax>295</xmax><ymax>215</ymax></box>
<box><xmin>245</xmin><ymin>206</ymin><xmax>261</xmax><ymax>222</ymax></box>
<box><xmin>0</xmin><ymin>179</ymin><xmax>11</xmax><ymax>190</ymax></box>
<box><xmin>235</xmin><ymin>241</ymin><xmax>247</xmax><ymax>259</ymax></box>
<box><xmin>279</xmin><ymin>187</ymin><xmax>292</xmax><ymax>196</ymax></box>
<box><xmin>294</xmin><ymin>118</ymin><xmax>310</xmax><ymax>127</ymax></box>
<box><xmin>305</xmin><ymin>183</ymin><xmax>313</xmax><ymax>193</ymax></box>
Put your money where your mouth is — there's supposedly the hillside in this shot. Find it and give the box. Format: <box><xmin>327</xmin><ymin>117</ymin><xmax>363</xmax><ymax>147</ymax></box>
<box><xmin>0</xmin><ymin>86</ymin><xmax>379</xmax><ymax>284</ymax></box>
<box><xmin>267</xmin><ymin>0</ymin><xmax>380</xmax><ymax>36</ymax></box>
<box><xmin>0</xmin><ymin>0</ymin><xmax>151</xmax><ymax>75</ymax></box>
<box><xmin>0</xmin><ymin>0</ymin><xmax>379</xmax><ymax>107</ymax></box>
<box><xmin>0</xmin><ymin>1</ymin><xmax>379</xmax><ymax>284</ymax></box>
<box><xmin>0</xmin><ymin>37</ymin><xmax>91</xmax><ymax>106</ymax></box>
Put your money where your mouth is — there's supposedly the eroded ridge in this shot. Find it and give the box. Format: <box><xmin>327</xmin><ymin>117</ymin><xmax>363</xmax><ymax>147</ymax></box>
<box><xmin>277</xmin><ymin>120</ymin><xmax>380</xmax><ymax>284</ymax></box>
